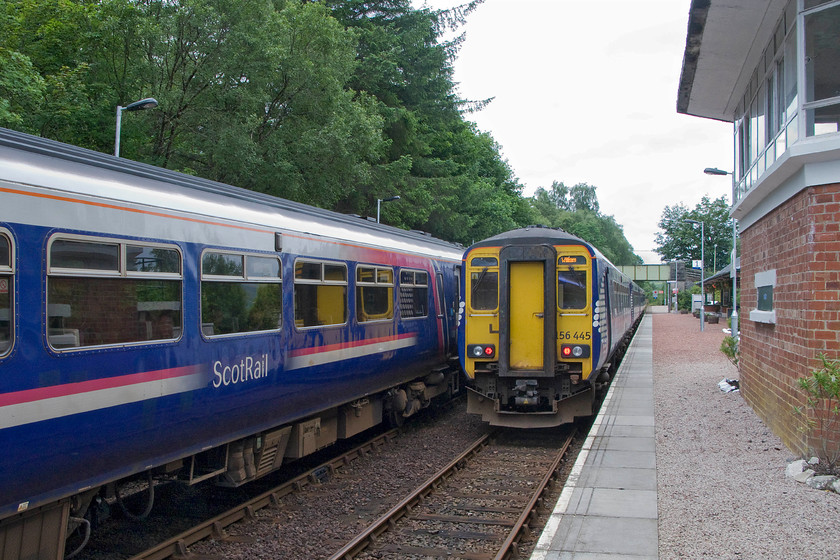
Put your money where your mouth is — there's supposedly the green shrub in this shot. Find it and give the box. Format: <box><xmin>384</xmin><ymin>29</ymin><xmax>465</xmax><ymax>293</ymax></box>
<box><xmin>720</xmin><ymin>336</ymin><xmax>738</xmax><ymax>366</ymax></box>
<box><xmin>794</xmin><ymin>354</ymin><xmax>840</xmax><ymax>470</ymax></box>
<box><xmin>677</xmin><ymin>290</ymin><xmax>692</xmax><ymax>311</ymax></box>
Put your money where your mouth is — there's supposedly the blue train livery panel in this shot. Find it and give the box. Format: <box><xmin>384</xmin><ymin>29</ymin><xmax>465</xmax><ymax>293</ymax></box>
<box><xmin>0</xmin><ymin>127</ymin><xmax>463</xmax><ymax>559</ymax></box>
<box><xmin>458</xmin><ymin>226</ymin><xmax>645</xmax><ymax>428</ymax></box>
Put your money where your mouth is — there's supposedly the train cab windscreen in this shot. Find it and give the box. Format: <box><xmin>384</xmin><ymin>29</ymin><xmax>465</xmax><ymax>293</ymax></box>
<box><xmin>469</xmin><ymin>257</ymin><xmax>499</xmax><ymax>311</ymax></box>
<box><xmin>558</xmin><ymin>269</ymin><xmax>587</xmax><ymax>309</ymax></box>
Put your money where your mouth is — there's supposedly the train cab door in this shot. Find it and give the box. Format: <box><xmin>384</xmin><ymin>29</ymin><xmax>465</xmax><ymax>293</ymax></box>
<box><xmin>509</xmin><ymin>262</ymin><xmax>543</xmax><ymax>369</ymax></box>
<box><xmin>499</xmin><ymin>245</ymin><xmax>556</xmax><ymax>377</ymax></box>
<box><xmin>434</xmin><ymin>265</ymin><xmax>460</xmax><ymax>357</ymax></box>
<box><xmin>436</xmin><ymin>271</ymin><xmax>449</xmax><ymax>355</ymax></box>
<box><xmin>449</xmin><ymin>266</ymin><xmax>461</xmax><ymax>355</ymax></box>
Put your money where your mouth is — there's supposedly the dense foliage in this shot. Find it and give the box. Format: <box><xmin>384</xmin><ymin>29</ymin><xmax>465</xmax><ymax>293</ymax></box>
<box><xmin>654</xmin><ymin>195</ymin><xmax>734</xmax><ymax>274</ymax></box>
<box><xmin>0</xmin><ymin>0</ymin><xmax>638</xmax><ymax>260</ymax></box>
<box><xmin>529</xmin><ymin>181</ymin><xmax>642</xmax><ymax>265</ymax></box>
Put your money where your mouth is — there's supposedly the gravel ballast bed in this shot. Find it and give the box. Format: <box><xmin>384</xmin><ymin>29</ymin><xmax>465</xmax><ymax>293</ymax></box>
<box><xmin>188</xmin><ymin>405</ymin><xmax>490</xmax><ymax>559</ymax></box>
<box><xmin>653</xmin><ymin>312</ymin><xmax>840</xmax><ymax>559</ymax></box>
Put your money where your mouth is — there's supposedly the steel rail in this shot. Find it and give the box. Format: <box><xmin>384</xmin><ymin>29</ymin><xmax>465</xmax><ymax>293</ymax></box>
<box><xmin>494</xmin><ymin>430</ymin><xmax>576</xmax><ymax>560</ymax></box>
<box><xmin>127</xmin><ymin>429</ymin><xmax>399</xmax><ymax>560</ymax></box>
<box><xmin>327</xmin><ymin>432</ymin><xmax>493</xmax><ymax>560</ymax></box>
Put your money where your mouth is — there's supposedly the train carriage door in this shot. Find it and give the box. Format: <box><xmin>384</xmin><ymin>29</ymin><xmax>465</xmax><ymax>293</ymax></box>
<box><xmin>499</xmin><ymin>245</ymin><xmax>556</xmax><ymax>377</ymax></box>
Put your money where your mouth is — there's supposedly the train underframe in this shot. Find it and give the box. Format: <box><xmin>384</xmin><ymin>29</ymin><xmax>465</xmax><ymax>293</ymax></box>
<box><xmin>466</xmin><ymin>317</ymin><xmax>642</xmax><ymax>429</ymax></box>
<box><xmin>466</xmin><ymin>366</ymin><xmax>601</xmax><ymax>429</ymax></box>
<box><xmin>0</xmin><ymin>365</ymin><xmax>460</xmax><ymax>560</ymax></box>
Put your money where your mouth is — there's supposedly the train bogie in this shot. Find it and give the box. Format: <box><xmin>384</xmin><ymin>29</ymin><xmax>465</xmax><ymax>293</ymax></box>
<box><xmin>459</xmin><ymin>227</ymin><xmax>644</xmax><ymax>428</ymax></box>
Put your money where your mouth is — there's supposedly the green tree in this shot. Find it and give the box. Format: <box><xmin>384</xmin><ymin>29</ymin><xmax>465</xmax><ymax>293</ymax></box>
<box><xmin>323</xmin><ymin>0</ymin><xmax>528</xmax><ymax>245</ymax></box>
<box><xmin>0</xmin><ymin>0</ymin><xmax>525</xmax><ymax>246</ymax></box>
<box><xmin>528</xmin><ymin>181</ymin><xmax>641</xmax><ymax>265</ymax></box>
<box><xmin>654</xmin><ymin>195</ymin><xmax>734</xmax><ymax>274</ymax></box>
<box><xmin>86</xmin><ymin>0</ymin><xmax>387</xmax><ymax>210</ymax></box>
<box><xmin>0</xmin><ymin>0</ymin><xmax>101</xmax><ymax>143</ymax></box>
<box><xmin>0</xmin><ymin>47</ymin><xmax>45</xmax><ymax>131</ymax></box>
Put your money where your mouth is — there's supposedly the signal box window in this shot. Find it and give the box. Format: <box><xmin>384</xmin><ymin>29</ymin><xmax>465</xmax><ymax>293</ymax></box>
<box><xmin>47</xmin><ymin>237</ymin><xmax>183</xmax><ymax>349</ymax></box>
<box><xmin>201</xmin><ymin>252</ymin><xmax>282</xmax><ymax>336</ymax></box>
<box><xmin>0</xmin><ymin>232</ymin><xmax>13</xmax><ymax>356</ymax></box>
<box><xmin>750</xmin><ymin>269</ymin><xmax>776</xmax><ymax>324</ymax></box>
<box><xmin>558</xmin><ymin>269</ymin><xmax>587</xmax><ymax>309</ymax></box>
<box><xmin>295</xmin><ymin>260</ymin><xmax>347</xmax><ymax>327</ymax></box>
<box><xmin>399</xmin><ymin>269</ymin><xmax>428</xmax><ymax>319</ymax></box>
<box><xmin>357</xmin><ymin>265</ymin><xmax>394</xmax><ymax>322</ymax></box>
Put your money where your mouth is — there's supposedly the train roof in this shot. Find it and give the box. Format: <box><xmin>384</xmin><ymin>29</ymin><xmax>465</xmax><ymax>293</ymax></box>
<box><xmin>0</xmin><ymin>127</ymin><xmax>463</xmax><ymax>260</ymax></box>
<box><xmin>467</xmin><ymin>227</ymin><xmax>641</xmax><ymax>287</ymax></box>
<box><xmin>468</xmin><ymin>226</ymin><xmax>597</xmax><ymax>255</ymax></box>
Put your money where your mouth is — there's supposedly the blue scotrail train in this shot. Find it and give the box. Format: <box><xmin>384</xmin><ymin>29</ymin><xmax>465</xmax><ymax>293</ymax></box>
<box><xmin>0</xmin><ymin>127</ymin><xmax>464</xmax><ymax>558</ymax></box>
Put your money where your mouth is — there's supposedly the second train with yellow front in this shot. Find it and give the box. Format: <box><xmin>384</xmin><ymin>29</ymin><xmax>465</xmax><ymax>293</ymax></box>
<box><xmin>458</xmin><ymin>226</ymin><xmax>645</xmax><ymax>428</ymax></box>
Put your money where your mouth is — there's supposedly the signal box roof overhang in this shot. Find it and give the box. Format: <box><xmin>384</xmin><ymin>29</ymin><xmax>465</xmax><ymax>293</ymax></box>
<box><xmin>677</xmin><ymin>0</ymin><xmax>789</xmax><ymax>122</ymax></box>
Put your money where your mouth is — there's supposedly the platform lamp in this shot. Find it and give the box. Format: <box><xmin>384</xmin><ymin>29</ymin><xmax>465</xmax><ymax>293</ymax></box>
<box><xmin>684</xmin><ymin>219</ymin><xmax>705</xmax><ymax>332</ymax></box>
<box><xmin>704</xmin><ymin>167</ymin><xmax>738</xmax><ymax>340</ymax></box>
<box><xmin>115</xmin><ymin>98</ymin><xmax>158</xmax><ymax>157</ymax></box>
<box><xmin>376</xmin><ymin>195</ymin><xmax>400</xmax><ymax>223</ymax></box>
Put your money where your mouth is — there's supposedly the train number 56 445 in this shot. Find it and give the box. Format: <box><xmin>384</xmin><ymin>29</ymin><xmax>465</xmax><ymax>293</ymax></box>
<box><xmin>558</xmin><ymin>331</ymin><xmax>591</xmax><ymax>341</ymax></box>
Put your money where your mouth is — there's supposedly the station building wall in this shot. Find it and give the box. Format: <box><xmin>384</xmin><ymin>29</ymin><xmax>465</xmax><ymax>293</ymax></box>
<box><xmin>739</xmin><ymin>182</ymin><xmax>840</xmax><ymax>459</ymax></box>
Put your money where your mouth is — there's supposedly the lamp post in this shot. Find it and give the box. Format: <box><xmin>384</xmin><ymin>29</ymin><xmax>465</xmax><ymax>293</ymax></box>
<box><xmin>376</xmin><ymin>195</ymin><xmax>400</xmax><ymax>223</ymax></box>
<box><xmin>115</xmin><ymin>97</ymin><xmax>158</xmax><ymax>157</ymax></box>
<box><xmin>704</xmin><ymin>167</ymin><xmax>738</xmax><ymax>340</ymax></box>
<box><xmin>685</xmin><ymin>218</ymin><xmax>705</xmax><ymax>332</ymax></box>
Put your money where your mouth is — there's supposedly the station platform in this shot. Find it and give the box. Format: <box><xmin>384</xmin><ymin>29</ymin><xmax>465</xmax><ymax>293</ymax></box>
<box><xmin>530</xmin><ymin>314</ymin><xmax>657</xmax><ymax>559</ymax></box>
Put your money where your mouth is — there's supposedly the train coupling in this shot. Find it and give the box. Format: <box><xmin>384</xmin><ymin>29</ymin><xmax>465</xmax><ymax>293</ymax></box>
<box><xmin>513</xmin><ymin>379</ymin><xmax>539</xmax><ymax>406</ymax></box>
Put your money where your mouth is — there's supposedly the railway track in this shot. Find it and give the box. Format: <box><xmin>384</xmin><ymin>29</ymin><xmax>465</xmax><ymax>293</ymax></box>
<box><xmin>80</xmin><ymin>397</ymin><xmax>483</xmax><ymax>560</ymax></box>
<box><xmin>120</xmin><ymin>429</ymin><xmax>401</xmax><ymax>560</ymax></box>
<box><xmin>330</xmin><ymin>427</ymin><xmax>576</xmax><ymax>560</ymax></box>
<box><xmin>100</xmin><ymin>404</ymin><xmax>576</xmax><ymax>560</ymax></box>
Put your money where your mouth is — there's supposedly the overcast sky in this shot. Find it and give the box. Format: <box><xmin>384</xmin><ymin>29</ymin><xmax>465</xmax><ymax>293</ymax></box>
<box><xmin>415</xmin><ymin>0</ymin><xmax>732</xmax><ymax>264</ymax></box>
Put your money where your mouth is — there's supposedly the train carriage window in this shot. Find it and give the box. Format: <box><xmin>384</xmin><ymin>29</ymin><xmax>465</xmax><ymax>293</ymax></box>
<box><xmin>128</xmin><ymin>245</ymin><xmax>180</xmax><ymax>273</ymax></box>
<box><xmin>247</xmin><ymin>255</ymin><xmax>282</xmax><ymax>279</ymax></box>
<box><xmin>50</xmin><ymin>239</ymin><xmax>119</xmax><ymax>272</ymax></box>
<box><xmin>0</xmin><ymin>232</ymin><xmax>13</xmax><ymax>356</ymax></box>
<box><xmin>557</xmin><ymin>269</ymin><xmax>587</xmax><ymax>310</ymax></box>
<box><xmin>399</xmin><ymin>269</ymin><xmax>428</xmax><ymax>319</ymax></box>
<box><xmin>47</xmin><ymin>236</ymin><xmax>183</xmax><ymax>349</ymax></box>
<box><xmin>294</xmin><ymin>260</ymin><xmax>347</xmax><ymax>328</ymax></box>
<box><xmin>356</xmin><ymin>265</ymin><xmax>394</xmax><ymax>323</ymax></box>
<box><xmin>203</xmin><ymin>252</ymin><xmax>243</xmax><ymax>276</ymax></box>
<box><xmin>201</xmin><ymin>251</ymin><xmax>282</xmax><ymax>336</ymax></box>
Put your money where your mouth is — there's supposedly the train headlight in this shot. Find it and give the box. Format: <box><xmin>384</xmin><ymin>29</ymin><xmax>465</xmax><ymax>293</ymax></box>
<box><xmin>468</xmin><ymin>344</ymin><xmax>495</xmax><ymax>358</ymax></box>
<box><xmin>560</xmin><ymin>344</ymin><xmax>590</xmax><ymax>359</ymax></box>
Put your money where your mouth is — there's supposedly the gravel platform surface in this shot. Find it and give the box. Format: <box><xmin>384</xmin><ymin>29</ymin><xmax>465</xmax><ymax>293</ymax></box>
<box><xmin>653</xmin><ymin>312</ymin><xmax>840</xmax><ymax>559</ymax></box>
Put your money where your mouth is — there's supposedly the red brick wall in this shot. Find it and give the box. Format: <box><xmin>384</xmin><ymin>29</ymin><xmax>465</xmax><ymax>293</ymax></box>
<box><xmin>739</xmin><ymin>183</ymin><xmax>840</xmax><ymax>458</ymax></box>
